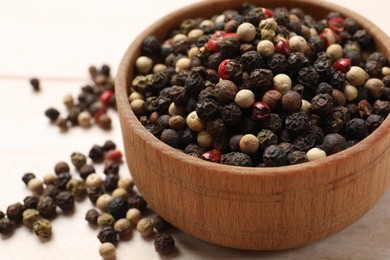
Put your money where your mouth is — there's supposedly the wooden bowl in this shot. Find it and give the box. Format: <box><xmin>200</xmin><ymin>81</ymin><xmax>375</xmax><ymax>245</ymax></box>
<box><xmin>115</xmin><ymin>0</ymin><xmax>390</xmax><ymax>250</ymax></box>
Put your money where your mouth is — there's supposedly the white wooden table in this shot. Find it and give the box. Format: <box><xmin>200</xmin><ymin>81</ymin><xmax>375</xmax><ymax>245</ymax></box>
<box><xmin>1</xmin><ymin>1</ymin><xmax>390</xmax><ymax>259</ymax></box>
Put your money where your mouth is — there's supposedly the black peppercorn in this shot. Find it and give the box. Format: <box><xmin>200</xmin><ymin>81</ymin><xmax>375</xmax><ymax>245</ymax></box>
<box><xmin>6</xmin><ymin>202</ymin><xmax>24</xmax><ymax>224</ymax></box>
<box><xmin>221</xmin><ymin>102</ymin><xmax>242</xmax><ymax>126</ymax></box>
<box><xmin>196</xmin><ymin>98</ymin><xmax>219</xmax><ymax>121</ymax></box>
<box><xmin>285</xmin><ymin>112</ymin><xmax>311</xmax><ymax>136</ymax></box>
<box><xmin>311</xmin><ymin>93</ymin><xmax>334</xmax><ymax>116</ymax></box>
<box><xmin>293</xmin><ymin>135</ymin><xmax>316</xmax><ymax>152</ymax></box>
<box><xmin>219</xmin><ymin>35</ymin><xmax>241</xmax><ymax>58</ymax></box>
<box><xmin>169</xmin><ymin>85</ymin><xmax>189</xmax><ymax>106</ymax></box>
<box><xmin>345</xmin><ymin>118</ymin><xmax>368</xmax><ymax>140</ymax></box>
<box><xmin>184</xmin><ymin>144</ymin><xmax>206</xmax><ymax>156</ymax></box>
<box><xmin>316</xmin><ymin>82</ymin><xmax>333</xmax><ymax>95</ymax></box>
<box><xmin>45</xmin><ymin>107</ymin><xmax>60</xmax><ymax>122</ymax></box>
<box><xmin>287</xmin><ymin>52</ymin><xmax>310</xmax><ymax>73</ymax></box>
<box><xmin>30</xmin><ymin>78</ymin><xmax>40</xmax><ymax>91</ymax></box>
<box><xmin>185</xmin><ymin>72</ymin><xmax>205</xmax><ymax>97</ymax></box>
<box><xmin>321</xmin><ymin>133</ymin><xmax>347</xmax><ymax>155</ymax></box>
<box><xmin>154</xmin><ymin>233</ymin><xmax>175</xmax><ymax>255</ymax></box>
<box><xmin>127</xmin><ymin>195</ymin><xmax>148</xmax><ymax>213</ymax></box>
<box><xmin>365</xmin><ymin>60</ymin><xmax>382</xmax><ymax>79</ymax></box>
<box><xmin>282</xmin><ymin>91</ymin><xmax>302</xmax><ymax>112</ymax></box>
<box><xmin>0</xmin><ymin>218</ymin><xmax>15</xmax><ymax>235</ymax></box>
<box><xmin>297</xmin><ymin>66</ymin><xmax>320</xmax><ymax>87</ymax></box>
<box><xmin>85</xmin><ymin>208</ymin><xmax>100</xmax><ymax>225</ymax></box>
<box><xmin>245</xmin><ymin>7</ymin><xmax>265</xmax><ymax>26</ymax></box>
<box><xmin>54</xmin><ymin>172</ymin><xmax>72</xmax><ymax>190</ymax></box>
<box><xmin>314</xmin><ymin>53</ymin><xmax>334</xmax><ymax>81</ymax></box>
<box><xmin>42</xmin><ymin>184</ymin><xmax>60</xmax><ymax>199</ymax></box>
<box><xmin>287</xmin><ymin>150</ymin><xmax>308</xmax><ymax>165</ymax></box>
<box><xmin>55</xmin><ymin>191</ymin><xmax>75</xmax><ymax>212</ymax></box>
<box><xmin>0</xmin><ymin>211</ymin><xmax>4</xmax><ymax>220</ymax></box>
<box><xmin>23</xmin><ymin>195</ymin><xmax>39</xmax><ymax>209</ymax></box>
<box><xmin>87</xmin><ymin>187</ymin><xmax>105</xmax><ymax>204</ymax></box>
<box><xmin>142</xmin><ymin>36</ymin><xmax>161</xmax><ymax>56</ymax></box>
<box><xmin>97</xmin><ymin>226</ymin><xmax>118</xmax><ymax>244</ymax></box>
<box><xmin>54</xmin><ymin>162</ymin><xmax>70</xmax><ymax>175</ymax></box>
<box><xmin>160</xmin><ymin>129</ymin><xmax>181</xmax><ymax>148</ymax></box>
<box><xmin>89</xmin><ymin>145</ymin><xmax>104</xmax><ymax>162</ymax></box>
<box><xmin>107</xmin><ymin>197</ymin><xmax>129</xmax><ymax>220</ymax></box>
<box><xmin>373</xmin><ymin>100</ymin><xmax>390</xmax><ymax>118</ymax></box>
<box><xmin>103</xmin><ymin>161</ymin><xmax>120</xmax><ymax>176</ymax></box>
<box><xmin>241</xmin><ymin>51</ymin><xmax>265</xmax><ymax>71</ymax></box>
<box><xmin>79</xmin><ymin>164</ymin><xmax>96</xmax><ymax>180</ymax></box>
<box><xmin>366</xmin><ymin>114</ymin><xmax>384</xmax><ymax>133</ymax></box>
<box><xmin>103</xmin><ymin>174</ymin><xmax>119</xmax><ymax>193</ymax></box>
<box><xmin>263</xmin><ymin>145</ymin><xmax>288</xmax><ymax>167</ymax></box>
<box><xmin>221</xmin><ymin>152</ymin><xmax>252</xmax><ymax>167</ymax></box>
<box><xmin>37</xmin><ymin>196</ymin><xmax>56</xmax><ymax>219</ymax></box>
<box><xmin>344</xmin><ymin>18</ymin><xmax>361</xmax><ymax>35</ymax></box>
<box><xmin>153</xmin><ymin>216</ymin><xmax>170</xmax><ymax>232</ymax></box>
<box><xmin>267</xmin><ymin>53</ymin><xmax>288</xmax><ymax>74</ymax></box>
<box><xmin>102</xmin><ymin>140</ymin><xmax>116</xmax><ymax>152</ymax></box>
<box><xmin>353</xmin><ymin>29</ymin><xmax>372</xmax><ymax>47</ymax></box>
<box><xmin>22</xmin><ymin>172</ymin><xmax>36</xmax><ymax>185</ymax></box>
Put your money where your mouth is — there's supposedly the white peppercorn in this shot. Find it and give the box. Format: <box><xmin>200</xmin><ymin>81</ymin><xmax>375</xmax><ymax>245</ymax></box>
<box><xmin>239</xmin><ymin>134</ymin><xmax>259</xmax><ymax>154</ymax></box>
<box><xmin>77</xmin><ymin>111</ymin><xmax>92</xmax><ymax>128</ymax></box>
<box><xmin>168</xmin><ymin>102</ymin><xmax>185</xmax><ymax>116</ymax></box>
<box><xmin>200</xmin><ymin>19</ymin><xmax>215</xmax><ymax>28</ymax></box>
<box><xmin>186</xmin><ymin>111</ymin><xmax>205</xmax><ymax>132</ymax></box>
<box><xmin>346</xmin><ymin>66</ymin><xmax>368</xmax><ymax>86</ymax></box>
<box><xmin>28</xmin><ymin>178</ymin><xmax>44</xmax><ymax>194</ymax></box>
<box><xmin>135</xmin><ymin>56</ymin><xmax>153</xmax><ymax>75</ymax></box>
<box><xmin>130</xmin><ymin>99</ymin><xmax>146</xmax><ymax>116</ymax></box>
<box><xmin>96</xmin><ymin>194</ymin><xmax>114</xmax><ymax>212</ymax></box>
<box><xmin>197</xmin><ymin>131</ymin><xmax>213</xmax><ymax>149</ymax></box>
<box><xmin>301</xmin><ymin>99</ymin><xmax>312</xmax><ymax>112</ymax></box>
<box><xmin>273</xmin><ymin>74</ymin><xmax>292</xmax><ymax>95</ymax></box>
<box><xmin>288</xmin><ymin>36</ymin><xmax>307</xmax><ymax>53</ymax></box>
<box><xmin>114</xmin><ymin>218</ymin><xmax>132</xmax><ymax>237</ymax></box>
<box><xmin>365</xmin><ymin>78</ymin><xmax>384</xmax><ymax>99</ymax></box>
<box><xmin>99</xmin><ymin>242</ymin><xmax>116</xmax><ymax>260</ymax></box>
<box><xmin>117</xmin><ymin>178</ymin><xmax>134</xmax><ymax>193</ymax></box>
<box><xmin>326</xmin><ymin>44</ymin><xmax>343</xmax><ymax>61</ymax></box>
<box><xmin>86</xmin><ymin>173</ymin><xmax>103</xmax><ymax>189</ymax></box>
<box><xmin>172</xmin><ymin>33</ymin><xmax>187</xmax><ymax>43</ymax></box>
<box><xmin>188</xmin><ymin>47</ymin><xmax>199</xmax><ymax>59</ymax></box>
<box><xmin>235</xmin><ymin>89</ymin><xmax>255</xmax><ymax>109</ymax></box>
<box><xmin>382</xmin><ymin>66</ymin><xmax>390</xmax><ymax>76</ymax></box>
<box><xmin>153</xmin><ymin>64</ymin><xmax>167</xmax><ymax>73</ymax></box>
<box><xmin>62</xmin><ymin>94</ymin><xmax>74</xmax><ymax>110</ymax></box>
<box><xmin>136</xmin><ymin>218</ymin><xmax>154</xmax><ymax>237</ymax></box>
<box><xmin>257</xmin><ymin>40</ymin><xmax>275</xmax><ymax>57</ymax></box>
<box><xmin>112</xmin><ymin>188</ymin><xmax>128</xmax><ymax>199</ymax></box>
<box><xmin>126</xmin><ymin>208</ymin><xmax>142</xmax><ymax>225</ymax></box>
<box><xmin>43</xmin><ymin>174</ymin><xmax>58</xmax><ymax>185</ymax></box>
<box><xmin>128</xmin><ymin>92</ymin><xmax>144</xmax><ymax>103</ymax></box>
<box><xmin>188</xmin><ymin>29</ymin><xmax>204</xmax><ymax>42</ymax></box>
<box><xmin>344</xmin><ymin>84</ymin><xmax>359</xmax><ymax>101</ymax></box>
<box><xmin>237</xmin><ymin>22</ymin><xmax>256</xmax><ymax>42</ymax></box>
<box><xmin>306</xmin><ymin>148</ymin><xmax>327</xmax><ymax>161</ymax></box>
<box><xmin>175</xmin><ymin>57</ymin><xmax>191</xmax><ymax>72</ymax></box>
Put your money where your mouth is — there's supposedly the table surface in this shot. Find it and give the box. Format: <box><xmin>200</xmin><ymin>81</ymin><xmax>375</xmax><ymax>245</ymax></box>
<box><xmin>1</xmin><ymin>0</ymin><xmax>390</xmax><ymax>259</ymax></box>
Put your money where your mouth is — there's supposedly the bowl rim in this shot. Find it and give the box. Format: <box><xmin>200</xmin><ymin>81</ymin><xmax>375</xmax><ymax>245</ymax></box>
<box><xmin>115</xmin><ymin>0</ymin><xmax>390</xmax><ymax>178</ymax></box>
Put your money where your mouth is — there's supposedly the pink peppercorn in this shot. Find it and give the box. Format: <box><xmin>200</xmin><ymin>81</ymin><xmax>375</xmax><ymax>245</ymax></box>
<box><xmin>202</xmin><ymin>149</ymin><xmax>222</xmax><ymax>163</ymax></box>
<box><xmin>218</xmin><ymin>59</ymin><xmax>231</xmax><ymax>80</ymax></box>
<box><xmin>274</xmin><ymin>40</ymin><xmax>291</xmax><ymax>57</ymax></box>
<box><xmin>105</xmin><ymin>150</ymin><xmax>123</xmax><ymax>162</ymax></box>
<box><xmin>100</xmin><ymin>90</ymin><xmax>114</xmax><ymax>106</ymax></box>
<box><xmin>252</xmin><ymin>101</ymin><xmax>270</xmax><ymax>121</ymax></box>
<box><xmin>333</xmin><ymin>58</ymin><xmax>351</xmax><ymax>73</ymax></box>
<box><xmin>328</xmin><ymin>17</ymin><xmax>345</xmax><ymax>33</ymax></box>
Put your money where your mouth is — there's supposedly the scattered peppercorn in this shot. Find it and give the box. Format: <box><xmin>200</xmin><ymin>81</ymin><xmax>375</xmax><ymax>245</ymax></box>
<box><xmin>70</xmin><ymin>152</ymin><xmax>87</xmax><ymax>170</ymax></box>
<box><xmin>55</xmin><ymin>191</ymin><xmax>75</xmax><ymax>212</ymax></box>
<box><xmin>154</xmin><ymin>233</ymin><xmax>175</xmax><ymax>255</ymax></box>
<box><xmin>97</xmin><ymin>226</ymin><xmax>118</xmax><ymax>244</ymax></box>
<box><xmin>85</xmin><ymin>208</ymin><xmax>100</xmax><ymax>225</ymax></box>
<box><xmin>37</xmin><ymin>196</ymin><xmax>57</xmax><ymax>219</ymax></box>
<box><xmin>6</xmin><ymin>202</ymin><xmax>25</xmax><ymax>224</ymax></box>
<box><xmin>22</xmin><ymin>172</ymin><xmax>36</xmax><ymax>186</ymax></box>
<box><xmin>0</xmin><ymin>218</ymin><xmax>15</xmax><ymax>235</ymax></box>
<box><xmin>30</xmin><ymin>78</ymin><xmax>40</xmax><ymax>91</ymax></box>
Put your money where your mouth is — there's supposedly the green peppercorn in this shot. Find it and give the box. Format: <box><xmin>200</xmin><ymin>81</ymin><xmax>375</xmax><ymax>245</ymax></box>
<box><xmin>22</xmin><ymin>209</ymin><xmax>41</xmax><ymax>228</ymax></box>
<box><xmin>98</xmin><ymin>213</ymin><xmax>115</xmax><ymax>228</ymax></box>
<box><xmin>33</xmin><ymin>218</ymin><xmax>52</xmax><ymax>238</ymax></box>
<box><xmin>70</xmin><ymin>152</ymin><xmax>87</xmax><ymax>170</ymax></box>
<box><xmin>66</xmin><ymin>178</ymin><xmax>87</xmax><ymax>200</ymax></box>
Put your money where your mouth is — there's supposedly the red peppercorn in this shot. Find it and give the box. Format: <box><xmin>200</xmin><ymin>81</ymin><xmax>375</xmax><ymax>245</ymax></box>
<box><xmin>358</xmin><ymin>99</ymin><xmax>372</xmax><ymax>118</ymax></box>
<box><xmin>105</xmin><ymin>150</ymin><xmax>123</xmax><ymax>161</ymax></box>
<box><xmin>262</xmin><ymin>8</ymin><xmax>273</xmax><ymax>17</ymax></box>
<box><xmin>333</xmin><ymin>58</ymin><xmax>351</xmax><ymax>73</ymax></box>
<box><xmin>202</xmin><ymin>149</ymin><xmax>222</xmax><ymax>163</ymax></box>
<box><xmin>99</xmin><ymin>90</ymin><xmax>113</xmax><ymax>106</ymax></box>
<box><xmin>274</xmin><ymin>40</ymin><xmax>291</xmax><ymax>57</ymax></box>
<box><xmin>207</xmin><ymin>38</ymin><xmax>220</xmax><ymax>52</ymax></box>
<box><xmin>218</xmin><ymin>59</ymin><xmax>231</xmax><ymax>80</ymax></box>
<box><xmin>221</xmin><ymin>32</ymin><xmax>239</xmax><ymax>40</ymax></box>
<box><xmin>94</xmin><ymin>110</ymin><xmax>105</xmax><ymax>124</ymax></box>
<box><xmin>328</xmin><ymin>17</ymin><xmax>345</xmax><ymax>33</ymax></box>
<box><xmin>252</xmin><ymin>101</ymin><xmax>270</xmax><ymax>121</ymax></box>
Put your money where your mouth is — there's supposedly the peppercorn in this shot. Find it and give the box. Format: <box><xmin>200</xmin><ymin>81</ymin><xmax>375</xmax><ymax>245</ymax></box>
<box><xmin>297</xmin><ymin>66</ymin><xmax>320</xmax><ymax>87</ymax></box>
<box><xmin>126</xmin><ymin>208</ymin><xmax>142</xmax><ymax>226</ymax></box>
<box><xmin>97</xmin><ymin>213</ymin><xmax>115</xmax><ymax>228</ymax></box>
<box><xmin>345</xmin><ymin>118</ymin><xmax>368</xmax><ymax>140</ymax></box>
<box><xmin>55</xmin><ymin>191</ymin><xmax>74</xmax><ymax>212</ymax></box>
<box><xmin>214</xmin><ymin>79</ymin><xmax>238</xmax><ymax>104</ymax></box>
<box><xmin>261</xmin><ymin>90</ymin><xmax>282</xmax><ymax>110</ymax></box>
<box><xmin>45</xmin><ymin>108</ymin><xmax>60</xmax><ymax>122</ymax></box>
<box><xmin>104</xmin><ymin>174</ymin><xmax>119</xmax><ymax>193</ymax></box>
<box><xmin>22</xmin><ymin>209</ymin><xmax>41</xmax><ymax>229</ymax></box>
<box><xmin>267</xmin><ymin>53</ymin><xmax>288</xmax><ymax>74</ymax></box>
<box><xmin>221</xmin><ymin>152</ymin><xmax>252</xmax><ymax>166</ymax></box>
<box><xmin>114</xmin><ymin>218</ymin><xmax>132</xmax><ymax>237</ymax></box>
<box><xmin>6</xmin><ymin>202</ymin><xmax>24</xmax><ymax>224</ymax></box>
<box><xmin>66</xmin><ymin>179</ymin><xmax>86</xmax><ymax>200</ymax></box>
<box><xmin>106</xmin><ymin>197</ymin><xmax>129</xmax><ymax>221</ymax></box>
<box><xmin>53</xmin><ymin>163</ymin><xmax>68</xmax><ymax>177</ymax></box>
<box><xmin>287</xmin><ymin>150</ymin><xmax>308</xmax><ymax>165</ymax></box>
<box><xmin>127</xmin><ymin>195</ymin><xmax>148</xmax><ymax>213</ymax></box>
<box><xmin>263</xmin><ymin>145</ymin><xmax>288</xmax><ymax>167</ymax></box>
<box><xmin>154</xmin><ymin>233</ymin><xmax>175</xmax><ymax>255</ymax></box>
<box><xmin>77</xmin><ymin>164</ymin><xmax>95</xmax><ymax>180</ymax></box>
<box><xmin>282</xmin><ymin>91</ymin><xmax>302</xmax><ymax>112</ymax></box>
<box><xmin>22</xmin><ymin>172</ymin><xmax>36</xmax><ymax>186</ymax></box>
<box><xmin>88</xmin><ymin>187</ymin><xmax>104</xmax><ymax>204</ymax></box>
<box><xmin>97</xmin><ymin>226</ymin><xmax>118</xmax><ymax>244</ymax></box>
<box><xmin>28</xmin><ymin>178</ymin><xmax>44</xmax><ymax>194</ymax></box>
<box><xmin>285</xmin><ymin>112</ymin><xmax>311</xmax><ymax>136</ymax></box>
<box><xmin>85</xmin><ymin>208</ymin><xmax>99</xmax><ymax>225</ymax></box>
<box><xmin>248</xmin><ymin>68</ymin><xmax>274</xmax><ymax>91</ymax></box>
<box><xmin>43</xmin><ymin>173</ymin><xmax>57</xmax><ymax>185</ymax></box>
<box><xmin>101</xmin><ymin>140</ymin><xmax>116</xmax><ymax>152</ymax></box>
<box><xmin>23</xmin><ymin>195</ymin><xmax>39</xmax><ymax>210</ymax></box>
<box><xmin>88</xmin><ymin>145</ymin><xmax>104</xmax><ymax>162</ymax></box>
<box><xmin>30</xmin><ymin>78</ymin><xmax>40</xmax><ymax>91</ymax></box>
<box><xmin>257</xmin><ymin>40</ymin><xmax>275</xmax><ymax>57</ymax></box>
<box><xmin>70</xmin><ymin>152</ymin><xmax>87</xmax><ymax>170</ymax></box>
<box><xmin>97</xmin><ymin>194</ymin><xmax>114</xmax><ymax>212</ymax></box>
<box><xmin>293</xmin><ymin>135</ymin><xmax>316</xmax><ymax>152</ymax></box>
<box><xmin>373</xmin><ymin>100</ymin><xmax>390</xmax><ymax>118</ymax></box>
<box><xmin>137</xmin><ymin>218</ymin><xmax>154</xmax><ymax>237</ymax></box>
<box><xmin>239</xmin><ymin>134</ymin><xmax>259</xmax><ymax>154</ymax></box>
<box><xmin>32</xmin><ymin>218</ymin><xmax>52</xmax><ymax>239</ymax></box>
<box><xmin>219</xmin><ymin>35</ymin><xmax>240</xmax><ymax>58</ymax></box>
<box><xmin>0</xmin><ymin>218</ymin><xmax>15</xmax><ymax>235</ymax></box>
<box><xmin>36</xmin><ymin>196</ymin><xmax>56</xmax><ymax>219</ymax></box>
<box><xmin>306</xmin><ymin>148</ymin><xmax>327</xmax><ymax>162</ymax></box>
<box><xmin>321</xmin><ymin>133</ymin><xmax>347</xmax><ymax>155</ymax></box>
<box><xmin>311</xmin><ymin>93</ymin><xmax>334</xmax><ymax>116</ymax></box>
<box><xmin>366</xmin><ymin>114</ymin><xmax>384</xmax><ymax>133</ymax></box>
<box><xmin>42</xmin><ymin>185</ymin><xmax>59</xmax><ymax>199</ymax></box>
<box><xmin>365</xmin><ymin>78</ymin><xmax>384</xmax><ymax>100</ymax></box>
<box><xmin>54</xmin><ymin>172</ymin><xmax>71</xmax><ymax>190</ymax></box>
<box><xmin>241</xmin><ymin>51</ymin><xmax>265</xmax><ymax>71</ymax></box>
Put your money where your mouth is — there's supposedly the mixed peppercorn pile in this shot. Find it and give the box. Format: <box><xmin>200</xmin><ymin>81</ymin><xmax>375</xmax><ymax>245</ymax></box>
<box><xmin>129</xmin><ymin>3</ymin><xmax>390</xmax><ymax>167</ymax></box>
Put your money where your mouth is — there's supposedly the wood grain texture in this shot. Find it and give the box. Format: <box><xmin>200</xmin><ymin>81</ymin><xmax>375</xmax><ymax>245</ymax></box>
<box><xmin>115</xmin><ymin>0</ymin><xmax>390</xmax><ymax>250</ymax></box>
